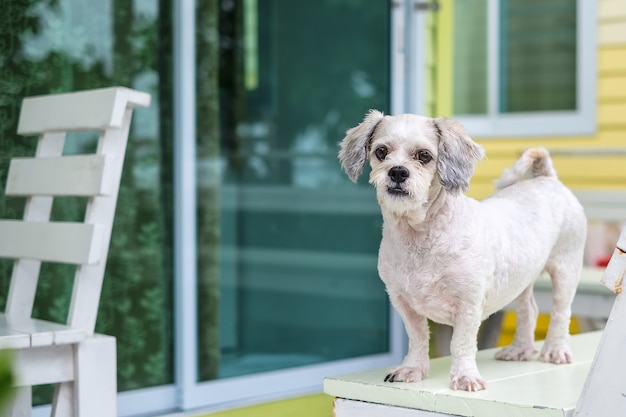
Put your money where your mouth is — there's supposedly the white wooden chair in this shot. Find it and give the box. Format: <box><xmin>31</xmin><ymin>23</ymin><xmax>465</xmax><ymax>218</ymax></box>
<box><xmin>325</xmin><ymin>228</ymin><xmax>626</xmax><ymax>417</ymax></box>
<box><xmin>0</xmin><ymin>87</ymin><xmax>151</xmax><ymax>417</ymax></box>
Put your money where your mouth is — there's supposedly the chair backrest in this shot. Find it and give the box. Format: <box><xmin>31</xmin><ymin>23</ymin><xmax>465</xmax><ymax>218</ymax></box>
<box><xmin>0</xmin><ymin>87</ymin><xmax>150</xmax><ymax>334</ymax></box>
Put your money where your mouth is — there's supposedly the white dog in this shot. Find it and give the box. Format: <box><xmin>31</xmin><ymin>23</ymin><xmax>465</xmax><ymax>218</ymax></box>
<box><xmin>338</xmin><ymin>110</ymin><xmax>587</xmax><ymax>391</ymax></box>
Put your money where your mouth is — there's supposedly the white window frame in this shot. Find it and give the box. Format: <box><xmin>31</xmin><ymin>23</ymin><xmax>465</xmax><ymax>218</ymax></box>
<box><xmin>455</xmin><ymin>0</ymin><xmax>597</xmax><ymax>138</ymax></box>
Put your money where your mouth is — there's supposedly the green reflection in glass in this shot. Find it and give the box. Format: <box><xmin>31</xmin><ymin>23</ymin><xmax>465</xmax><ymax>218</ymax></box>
<box><xmin>196</xmin><ymin>0</ymin><xmax>391</xmax><ymax>381</ymax></box>
<box><xmin>0</xmin><ymin>0</ymin><xmax>173</xmax><ymax>399</ymax></box>
<box><xmin>500</xmin><ymin>0</ymin><xmax>576</xmax><ymax>113</ymax></box>
<box><xmin>453</xmin><ymin>0</ymin><xmax>488</xmax><ymax>115</ymax></box>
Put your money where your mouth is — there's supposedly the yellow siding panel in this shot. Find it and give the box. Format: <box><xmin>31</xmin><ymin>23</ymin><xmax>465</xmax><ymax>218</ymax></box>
<box><xmin>599</xmin><ymin>76</ymin><xmax>626</xmax><ymax>100</ymax></box>
<box><xmin>553</xmin><ymin>157</ymin><xmax>626</xmax><ymax>181</ymax></box>
<box><xmin>599</xmin><ymin>0</ymin><xmax>626</xmax><ymax>21</ymax></box>
<box><xmin>475</xmin><ymin>131</ymin><xmax>626</xmax><ymax>150</ymax></box>
<box><xmin>599</xmin><ymin>22</ymin><xmax>626</xmax><ymax>46</ymax></box>
<box><xmin>596</xmin><ymin>130</ymin><xmax>626</xmax><ymax>146</ymax></box>
<box><xmin>598</xmin><ymin>102</ymin><xmax>626</xmax><ymax>127</ymax></box>
<box><xmin>599</xmin><ymin>48</ymin><xmax>626</xmax><ymax>73</ymax></box>
<box><xmin>469</xmin><ymin>156</ymin><xmax>626</xmax><ymax>200</ymax></box>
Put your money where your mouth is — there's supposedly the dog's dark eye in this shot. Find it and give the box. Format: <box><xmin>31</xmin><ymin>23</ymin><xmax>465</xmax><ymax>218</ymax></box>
<box><xmin>415</xmin><ymin>150</ymin><xmax>432</xmax><ymax>164</ymax></box>
<box><xmin>375</xmin><ymin>146</ymin><xmax>388</xmax><ymax>161</ymax></box>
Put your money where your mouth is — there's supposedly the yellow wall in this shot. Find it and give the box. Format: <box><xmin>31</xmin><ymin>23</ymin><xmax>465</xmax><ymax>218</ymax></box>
<box><xmin>436</xmin><ymin>0</ymin><xmax>626</xmax><ymax>200</ymax></box>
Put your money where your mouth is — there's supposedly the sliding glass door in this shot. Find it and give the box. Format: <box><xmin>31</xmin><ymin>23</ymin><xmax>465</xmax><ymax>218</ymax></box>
<box><xmin>186</xmin><ymin>0</ymin><xmax>401</xmax><ymax>407</ymax></box>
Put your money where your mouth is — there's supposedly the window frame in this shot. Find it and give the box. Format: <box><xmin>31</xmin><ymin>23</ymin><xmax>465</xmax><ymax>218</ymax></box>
<box><xmin>454</xmin><ymin>0</ymin><xmax>597</xmax><ymax>138</ymax></box>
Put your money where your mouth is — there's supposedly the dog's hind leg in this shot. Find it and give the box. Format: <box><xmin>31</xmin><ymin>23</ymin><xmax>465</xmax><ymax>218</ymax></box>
<box><xmin>384</xmin><ymin>294</ymin><xmax>430</xmax><ymax>383</ymax></box>
<box><xmin>540</xmin><ymin>258</ymin><xmax>582</xmax><ymax>364</ymax></box>
<box><xmin>495</xmin><ymin>284</ymin><xmax>538</xmax><ymax>361</ymax></box>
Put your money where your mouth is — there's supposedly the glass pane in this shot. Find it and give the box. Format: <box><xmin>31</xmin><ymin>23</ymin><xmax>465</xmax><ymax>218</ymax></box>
<box><xmin>197</xmin><ymin>0</ymin><xmax>391</xmax><ymax>381</ymax></box>
<box><xmin>452</xmin><ymin>0</ymin><xmax>488</xmax><ymax>115</ymax></box>
<box><xmin>500</xmin><ymin>0</ymin><xmax>577</xmax><ymax>112</ymax></box>
<box><xmin>0</xmin><ymin>0</ymin><xmax>174</xmax><ymax>398</ymax></box>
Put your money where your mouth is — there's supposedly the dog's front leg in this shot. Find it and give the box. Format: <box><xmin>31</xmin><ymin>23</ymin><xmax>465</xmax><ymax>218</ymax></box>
<box><xmin>385</xmin><ymin>294</ymin><xmax>430</xmax><ymax>383</ymax></box>
<box><xmin>450</xmin><ymin>311</ymin><xmax>486</xmax><ymax>391</ymax></box>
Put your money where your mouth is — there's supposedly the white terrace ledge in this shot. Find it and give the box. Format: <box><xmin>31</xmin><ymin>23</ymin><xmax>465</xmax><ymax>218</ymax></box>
<box><xmin>324</xmin><ymin>331</ymin><xmax>602</xmax><ymax>417</ymax></box>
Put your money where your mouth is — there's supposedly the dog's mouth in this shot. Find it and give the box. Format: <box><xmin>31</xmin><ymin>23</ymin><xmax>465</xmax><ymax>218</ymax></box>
<box><xmin>387</xmin><ymin>185</ymin><xmax>409</xmax><ymax>196</ymax></box>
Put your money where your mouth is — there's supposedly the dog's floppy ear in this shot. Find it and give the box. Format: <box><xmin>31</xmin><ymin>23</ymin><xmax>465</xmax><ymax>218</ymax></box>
<box><xmin>434</xmin><ymin>117</ymin><xmax>485</xmax><ymax>194</ymax></box>
<box><xmin>338</xmin><ymin>110</ymin><xmax>385</xmax><ymax>182</ymax></box>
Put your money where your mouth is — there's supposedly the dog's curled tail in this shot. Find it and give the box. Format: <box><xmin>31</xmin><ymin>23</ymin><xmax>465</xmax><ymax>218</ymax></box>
<box><xmin>495</xmin><ymin>147</ymin><xmax>557</xmax><ymax>190</ymax></box>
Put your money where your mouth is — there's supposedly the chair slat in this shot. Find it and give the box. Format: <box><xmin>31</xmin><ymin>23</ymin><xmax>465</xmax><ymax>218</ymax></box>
<box><xmin>17</xmin><ymin>87</ymin><xmax>151</xmax><ymax>135</ymax></box>
<box><xmin>0</xmin><ymin>316</ymin><xmax>30</xmax><ymax>349</ymax></box>
<box><xmin>0</xmin><ymin>221</ymin><xmax>104</xmax><ymax>265</ymax></box>
<box><xmin>6</xmin><ymin>155</ymin><xmax>111</xmax><ymax>197</ymax></box>
<box><xmin>11</xmin><ymin>318</ymin><xmax>86</xmax><ymax>347</ymax></box>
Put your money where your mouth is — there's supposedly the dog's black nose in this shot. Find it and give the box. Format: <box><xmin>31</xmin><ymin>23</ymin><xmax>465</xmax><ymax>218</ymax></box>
<box><xmin>388</xmin><ymin>166</ymin><xmax>409</xmax><ymax>183</ymax></box>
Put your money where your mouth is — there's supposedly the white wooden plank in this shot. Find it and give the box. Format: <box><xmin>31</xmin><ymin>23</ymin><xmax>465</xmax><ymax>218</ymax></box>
<box><xmin>575</xmin><ymin>295</ymin><xmax>626</xmax><ymax>416</ymax></box>
<box><xmin>74</xmin><ymin>335</ymin><xmax>117</xmax><ymax>417</ymax></box>
<box><xmin>13</xmin><ymin>344</ymin><xmax>74</xmax><ymax>386</ymax></box>
<box><xmin>324</xmin><ymin>332</ymin><xmax>602</xmax><ymax>417</ymax></box>
<box><xmin>0</xmin><ymin>221</ymin><xmax>104</xmax><ymax>265</ymax></box>
<box><xmin>5</xmin><ymin>387</ymin><xmax>32</xmax><ymax>417</ymax></box>
<box><xmin>67</xmin><ymin>111</ymin><xmax>131</xmax><ymax>332</ymax></box>
<box><xmin>0</xmin><ymin>333</ymin><xmax>31</xmax><ymax>350</ymax></box>
<box><xmin>6</xmin><ymin>155</ymin><xmax>112</xmax><ymax>197</ymax></box>
<box><xmin>17</xmin><ymin>87</ymin><xmax>150</xmax><ymax>135</ymax></box>
<box><xmin>23</xmin><ymin>320</ymin><xmax>85</xmax><ymax>347</ymax></box>
<box><xmin>0</xmin><ymin>316</ymin><xmax>85</xmax><ymax>348</ymax></box>
<box><xmin>0</xmin><ymin>316</ymin><xmax>30</xmax><ymax>349</ymax></box>
<box><xmin>51</xmin><ymin>383</ymin><xmax>74</xmax><ymax>417</ymax></box>
<box><xmin>335</xmin><ymin>398</ymin><xmax>448</xmax><ymax>417</ymax></box>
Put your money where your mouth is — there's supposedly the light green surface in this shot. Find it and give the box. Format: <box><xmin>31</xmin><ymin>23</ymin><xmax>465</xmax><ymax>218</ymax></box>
<box><xmin>199</xmin><ymin>393</ymin><xmax>333</xmax><ymax>417</ymax></box>
<box><xmin>324</xmin><ymin>331</ymin><xmax>602</xmax><ymax>417</ymax></box>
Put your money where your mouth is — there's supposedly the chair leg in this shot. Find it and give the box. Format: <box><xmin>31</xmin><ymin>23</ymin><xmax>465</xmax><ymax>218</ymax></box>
<box><xmin>51</xmin><ymin>382</ymin><xmax>74</xmax><ymax>417</ymax></box>
<box><xmin>4</xmin><ymin>386</ymin><xmax>31</xmax><ymax>417</ymax></box>
<box><xmin>51</xmin><ymin>335</ymin><xmax>117</xmax><ymax>417</ymax></box>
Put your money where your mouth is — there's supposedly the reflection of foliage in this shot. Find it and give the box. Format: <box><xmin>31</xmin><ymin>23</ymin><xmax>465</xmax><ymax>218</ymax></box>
<box><xmin>0</xmin><ymin>0</ymin><xmax>173</xmax><ymax>399</ymax></box>
<box><xmin>218</xmin><ymin>0</ymin><xmax>390</xmax><ymax>372</ymax></box>
<box><xmin>197</xmin><ymin>0</ymin><xmax>221</xmax><ymax>381</ymax></box>
<box><xmin>273</xmin><ymin>0</ymin><xmax>390</xmax><ymax>141</ymax></box>
<box><xmin>229</xmin><ymin>0</ymin><xmax>390</xmax><ymax>185</ymax></box>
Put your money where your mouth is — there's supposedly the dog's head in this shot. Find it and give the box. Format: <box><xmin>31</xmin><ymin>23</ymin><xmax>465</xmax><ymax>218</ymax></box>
<box><xmin>338</xmin><ymin>110</ymin><xmax>485</xmax><ymax>216</ymax></box>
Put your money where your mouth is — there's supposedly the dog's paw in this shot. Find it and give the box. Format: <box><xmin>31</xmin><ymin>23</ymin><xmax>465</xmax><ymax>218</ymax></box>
<box><xmin>495</xmin><ymin>345</ymin><xmax>537</xmax><ymax>361</ymax></box>
<box><xmin>450</xmin><ymin>373</ymin><xmax>487</xmax><ymax>392</ymax></box>
<box><xmin>539</xmin><ymin>344</ymin><xmax>573</xmax><ymax>364</ymax></box>
<box><xmin>384</xmin><ymin>366</ymin><xmax>428</xmax><ymax>383</ymax></box>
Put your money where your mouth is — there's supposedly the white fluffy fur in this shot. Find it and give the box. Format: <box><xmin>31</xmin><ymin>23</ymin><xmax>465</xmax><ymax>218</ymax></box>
<box><xmin>338</xmin><ymin>111</ymin><xmax>587</xmax><ymax>392</ymax></box>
